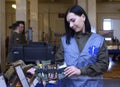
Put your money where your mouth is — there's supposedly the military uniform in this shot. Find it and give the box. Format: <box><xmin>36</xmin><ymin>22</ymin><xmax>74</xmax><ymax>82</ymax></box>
<box><xmin>7</xmin><ymin>32</ymin><xmax>26</xmax><ymax>63</ymax></box>
<box><xmin>55</xmin><ymin>33</ymin><xmax>109</xmax><ymax>76</ymax></box>
<box><xmin>55</xmin><ymin>32</ymin><xmax>109</xmax><ymax>87</ymax></box>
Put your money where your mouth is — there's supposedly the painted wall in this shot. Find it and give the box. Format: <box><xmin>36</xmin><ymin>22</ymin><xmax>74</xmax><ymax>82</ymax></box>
<box><xmin>5</xmin><ymin>2</ymin><xmax>73</xmax><ymax>46</ymax></box>
<box><xmin>97</xmin><ymin>2</ymin><xmax>120</xmax><ymax>41</ymax></box>
<box><xmin>38</xmin><ymin>4</ymin><xmax>73</xmax><ymax>44</ymax></box>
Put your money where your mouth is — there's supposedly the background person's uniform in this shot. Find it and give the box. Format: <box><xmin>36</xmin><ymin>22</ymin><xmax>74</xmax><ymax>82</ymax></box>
<box><xmin>55</xmin><ymin>33</ymin><xmax>109</xmax><ymax>87</ymax></box>
<box><xmin>7</xmin><ymin>32</ymin><xmax>26</xmax><ymax>64</ymax></box>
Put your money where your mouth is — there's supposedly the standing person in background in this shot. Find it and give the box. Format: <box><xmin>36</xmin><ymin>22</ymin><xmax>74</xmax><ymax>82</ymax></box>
<box><xmin>7</xmin><ymin>21</ymin><xmax>26</xmax><ymax>64</ymax></box>
<box><xmin>16</xmin><ymin>21</ymin><xmax>26</xmax><ymax>43</ymax></box>
<box><xmin>55</xmin><ymin>5</ymin><xmax>109</xmax><ymax>87</ymax></box>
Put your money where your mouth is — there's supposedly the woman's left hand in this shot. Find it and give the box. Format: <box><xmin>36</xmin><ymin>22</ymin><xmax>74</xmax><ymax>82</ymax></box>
<box><xmin>64</xmin><ymin>66</ymin><xmax>81</xmax><ymax>77</ymax></box>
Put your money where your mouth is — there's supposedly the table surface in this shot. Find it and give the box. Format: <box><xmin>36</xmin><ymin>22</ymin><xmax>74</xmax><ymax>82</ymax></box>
<box><xmin>108</xmin><ymin>49</ymin><xmax>120</xmax><ymax>54</ymax></box>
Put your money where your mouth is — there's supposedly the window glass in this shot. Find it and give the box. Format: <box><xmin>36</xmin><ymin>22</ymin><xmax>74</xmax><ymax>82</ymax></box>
<box><xmin>103</xmin><ymin>19</ymin><xmax>112</xmax><ymax>30</ymax></box>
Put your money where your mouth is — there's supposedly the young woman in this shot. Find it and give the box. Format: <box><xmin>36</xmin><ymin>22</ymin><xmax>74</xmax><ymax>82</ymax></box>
<box><xmin>55</xmin><ymin>5</ymin><xmax>109</xmax><ymax>87</ymax></box>
<box><xmin>7</xmin><ymin>21</ymin><xmax>26</xmax><ymax>64</ymax></box>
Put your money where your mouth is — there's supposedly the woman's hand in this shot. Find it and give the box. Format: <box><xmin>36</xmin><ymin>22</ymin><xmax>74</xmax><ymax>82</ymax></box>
<box><xmin>64</xmin><ymin>66</ymin><xmax>81</xmax><ymax>77</ymax></box>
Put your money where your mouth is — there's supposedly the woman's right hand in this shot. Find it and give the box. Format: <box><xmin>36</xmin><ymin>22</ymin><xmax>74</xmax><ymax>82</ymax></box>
<box><xmin>64</xmin><ymin>66</ymin><xmax>81</xmax><ymax>77</ymax></box>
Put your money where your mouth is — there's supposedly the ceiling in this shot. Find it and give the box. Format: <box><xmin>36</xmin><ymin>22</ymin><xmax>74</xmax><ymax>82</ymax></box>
<box><xmin>6</xmin><ymin>0</ymin><xmax>74</xmax><ymax>3</ymax></box>
<box><xmin>6</xmin><ymin>0</ymin><xmax>120</xmax><ymax>3</ymax></box>
<box><xmin>97</xmin><ymin>0</ymin><xmax>120</xmax><ymax>2</ymax></box>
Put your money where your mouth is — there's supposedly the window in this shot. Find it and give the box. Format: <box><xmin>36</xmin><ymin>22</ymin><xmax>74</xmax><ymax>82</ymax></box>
<box><xmin>103</xmin><ymin>19</ymin><xmax>112</xmax><ymax>30</ymax></box>
<box><xmin>103</xmin><ymin>19</ymin><xmax>113</xmax><ymax>41</ymax></box>
<box><xmin>105</xmin><ymin>38</ymin><xmax>112</xmax><ymax>41</ymax></box>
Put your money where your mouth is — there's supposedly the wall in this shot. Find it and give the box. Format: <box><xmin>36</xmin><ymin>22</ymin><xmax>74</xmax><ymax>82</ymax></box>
<box><xmin>0</xmin><ymin>0</ymin><xmax>6</xmax><ymax>71</ymax></box>
<box><xmin>97</xmin><ymin>2</ymin><xmax>120</xmax><ymax>41</ymax></box>
<box><xmin>112</xmin><ymin>19</ymin><xmax>120</xmax><ymax>41</ymax></box>
<box><xmin>97</xmin><ymin>2</ymin><xmax>120</xmax><ymax>30</ymax></box>
<box><xmin>38</xmin><ymin>3</ymin><xmax>73</xmax><ymax>45</ymax></box>
<box><xmin>5</xmin><ymin>2</ymin><xmax>73</xmax><ymax>43</ymax></box>
<box><xmin>6</xmin><ymin>2</ymin><xmax>16</xmax><ymax>37</ymax></box>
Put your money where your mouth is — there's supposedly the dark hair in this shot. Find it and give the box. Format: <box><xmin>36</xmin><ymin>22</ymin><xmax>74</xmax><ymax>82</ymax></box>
<box><xmin>16</xmin><ymin>21</ymin><xmax>25</xmax><ymax>25</ymax></box>
<box><xmin>64</xmin><ymin>5</ymin><xmax>91</xmax><ymax>44</ymax></box>
<box><xmin>9</xmin><ymin>21</ymin><xmax>25</xmax><ymax>30</ymax></box>
<box><xmin>9</xmin><ymin>22</ymin><xmax>19</xmax><ymax>30</ymax></box>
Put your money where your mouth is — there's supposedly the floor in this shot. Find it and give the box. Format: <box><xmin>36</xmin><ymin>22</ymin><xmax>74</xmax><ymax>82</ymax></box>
<box><xmin>104</xmin><ymin>57</ymin><xmax>120</xmax><ymax>78</ymax></box>
<box><xmin>103</xmin><ymin>57</ymin><xmax>120</xmax><ymax>87</ymax></box>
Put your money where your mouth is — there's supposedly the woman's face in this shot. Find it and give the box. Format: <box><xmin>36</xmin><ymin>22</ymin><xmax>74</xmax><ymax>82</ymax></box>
<box><xmin>19</xmin><ymin>24</ymin><xmax>24</xmax><ymax>33</ymax></box>
<box><xmin>66</xmin><ymin>12</ymin><xmax>85</xmax><ymax>33</ymax></box>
